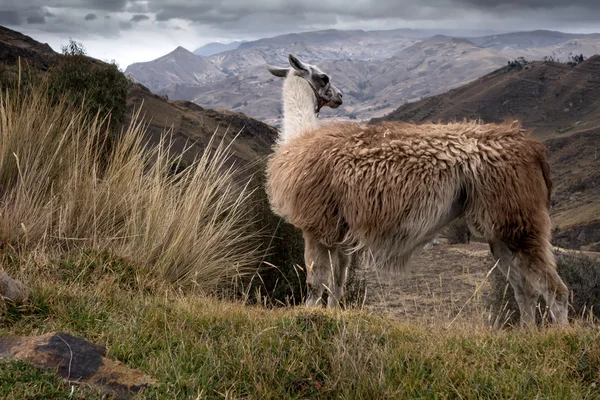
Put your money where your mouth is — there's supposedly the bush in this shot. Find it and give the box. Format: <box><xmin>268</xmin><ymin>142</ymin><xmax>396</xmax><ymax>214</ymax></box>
<box><xmin>241</xmin><ymin>167</ymin><xmax>306</xmax><ymax>305</ymax></box>
<box><xmin>47</xmin><ymin>39</ymin><xmax>130</xmax><ymax>127</ymax></box>
<box><xmin>0</xmin><ymin>62</ymin><xmax>43</xmax><ymax>95</ymax></box>
<box><xmin>444</xmin><ymin>217</ymin><xmax>471</xmax><ymax>244</ymax></box>
<box><xmin>488</xmin><ymin>252</ymin><xmax>600</xmax><ymax>326</ymax></box>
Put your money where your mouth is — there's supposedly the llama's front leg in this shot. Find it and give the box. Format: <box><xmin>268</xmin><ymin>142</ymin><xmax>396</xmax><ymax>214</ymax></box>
<box><xmin>303</xmin><ymin>231</ymin><xmax>332</xmax><ymax>307</ymax></box>
<box><xmin>327</xmin><ymin>249</ymin><xmax>349</xmax><ymax>308</ymax></box>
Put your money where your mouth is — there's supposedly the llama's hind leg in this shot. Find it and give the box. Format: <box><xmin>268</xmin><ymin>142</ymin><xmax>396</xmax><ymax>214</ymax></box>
<box><xmin>327</xmin><ymin>248</ymin><xmax>349</xmax><ymax>308</ymax></box>
<box><xmin>303</xmin><ymin>231</ymin><xmax>335</xmax><ymax>307</ymax></box>
<box><xmin>517</xmin><ymin>241</ymin><xmax>568</xmax><ymax>325</ymax></box>
<box><xmin>490</xmin><ymin>238</ymin><xmax>541</xmax><ymax>326</ymax></box>
<box><xmin>489</xmin><ymin>238</ymin><xmax>568</xmax><ymax>326</ymax></box>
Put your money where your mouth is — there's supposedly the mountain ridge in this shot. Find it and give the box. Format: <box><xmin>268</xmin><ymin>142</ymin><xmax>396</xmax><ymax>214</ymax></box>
<box><xmin>125</xmin><ymin>28</ymin><xmax>600</xmax><ymax>124</ymax></box>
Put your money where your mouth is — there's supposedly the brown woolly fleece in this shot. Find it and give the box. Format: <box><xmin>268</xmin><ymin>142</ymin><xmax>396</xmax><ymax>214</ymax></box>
<box><xmin>267</xmin><ymin>120</ymin><xmax>569</xmax><ymax>324</ymax></box>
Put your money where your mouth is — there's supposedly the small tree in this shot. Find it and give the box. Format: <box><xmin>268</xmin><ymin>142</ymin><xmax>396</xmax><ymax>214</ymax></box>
<box><xmin>569</xmin><ymin>54</ymin><xmax>586</xmax><ymax>65</ymax></box>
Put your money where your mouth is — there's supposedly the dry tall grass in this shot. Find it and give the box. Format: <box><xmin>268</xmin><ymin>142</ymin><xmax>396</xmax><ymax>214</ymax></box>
<box><xmin>0</xmin><ymin>82</ymin><xmax>258</xmax><ymax>291</ymax></box>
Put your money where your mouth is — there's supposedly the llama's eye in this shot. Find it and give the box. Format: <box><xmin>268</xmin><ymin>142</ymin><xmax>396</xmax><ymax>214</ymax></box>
<box><xmin>320</xmin><ymin>75</ymin><xmax>330</xmax><ymax>85</ymax></box>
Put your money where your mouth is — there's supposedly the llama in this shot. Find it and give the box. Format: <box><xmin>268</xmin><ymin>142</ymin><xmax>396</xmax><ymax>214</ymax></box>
<box><xmin>265</xmin><ymin>54</ymin><xmax>568</xmax><ymax>326</ymax></box>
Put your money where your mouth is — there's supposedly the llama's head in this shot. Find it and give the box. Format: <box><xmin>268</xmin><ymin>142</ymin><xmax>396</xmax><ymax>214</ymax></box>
<box><xmin>266</xmin><ymin>54</ymin><xmax>343</xmax><ymax>111</ymax></box>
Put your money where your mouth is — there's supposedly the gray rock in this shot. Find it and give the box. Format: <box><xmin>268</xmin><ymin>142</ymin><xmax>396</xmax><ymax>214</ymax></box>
<box><xmin>0</xmin><ymin>332</ymin><xmax>157</xmax><ymax>399</ymax></box>
<box><xmin>0</xmin><ymin>272</ymin><xmax>30</xmax><ymax>304</ymax></box>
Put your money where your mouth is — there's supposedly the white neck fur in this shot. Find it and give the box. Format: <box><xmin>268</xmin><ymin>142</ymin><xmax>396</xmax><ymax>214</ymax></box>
<box><xmin>278</xmin><ymin>74</ymin><xmax>318</xmax><ymax>145</ymax></box>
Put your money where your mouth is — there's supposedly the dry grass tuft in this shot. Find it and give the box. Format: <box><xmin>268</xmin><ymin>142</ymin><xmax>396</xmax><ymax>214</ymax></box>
<box><xmin>0</xmin><ymin>81</ymin><xmax>258</xmax><ymax>292</ymax></box>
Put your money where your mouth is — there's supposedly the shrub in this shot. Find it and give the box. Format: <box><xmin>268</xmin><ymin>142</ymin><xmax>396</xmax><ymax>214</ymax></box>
<box><xmin>241</xmin><ymin>167</ymin><xmax>306</xmax><ymax>305</ymax></box>
<box><xmin>47</xmin><ymin>39</ymin><xmax>130</xmax><ymax>127</ymax></box>
<box><xmin>0</xmin><ymin>80</ymin><xmax>258</xmax><ymax>292</ymax></box>
<box><xmin>444</xmin><ymin>217</ymin><xmax>471</xmax><ymax>244</ymax></box>
<box><xmin>0</xmin><ymin>62</ymin><xmax>43</xmax><ymax>96</ymax></box>
<box><xmin>488</xmin><ymin>252</ymin><xmax>600</xmax><ymax>326</ymax></box>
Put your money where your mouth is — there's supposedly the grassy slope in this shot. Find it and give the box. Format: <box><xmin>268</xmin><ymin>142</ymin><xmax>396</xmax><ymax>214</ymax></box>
<box><xmin>2</xmin><ymin>267</ymin><xmax>600</xmax><ymax>399</ymax></box>
<box><xmin>1</xmin><ymin>58</ymin><xmax>600</xmax><ymax>400</ymax></box>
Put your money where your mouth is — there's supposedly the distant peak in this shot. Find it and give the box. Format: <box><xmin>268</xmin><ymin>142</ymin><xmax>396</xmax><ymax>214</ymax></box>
<box><xmin>171</xmin><ymin>46</ymin><xmax>194</xmax><ymax>55</ymax></box>
<box><xmin>449</xmin><ymin>37</ymin><xmax>477</xmax><ymax>46</ymax></box>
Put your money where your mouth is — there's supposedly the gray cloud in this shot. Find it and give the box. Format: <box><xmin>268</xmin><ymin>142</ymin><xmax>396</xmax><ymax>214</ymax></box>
<box><xmin>0</xmin><ymin>10</ymin><xmax>21</xmax><ymax>26</ymax></box>
<box><xmin>27</xmin><ymin>14</ymin><xmax>45</xmax><ymax>24</ymax></box>
<box><xmin>457</xmin><ymin>0</ymin><xmax>600</xmax><ymax>9</ymax></box>
<box><xmin>144</xmin><ymin>0</ymin><xmax>600</xmax><ymax>25</ymax></box>
<box><xmin>86</xmin><ymin>0</ymin><xmax>127</xmax><ymax>12</ymax></box>
<box><xmin>2</xmin><ymin>0</ymin><xmax>600</xmax><ymax>64</ymax></box>
<box><xmin>130</xmin><ymin>14</ymin><xmax>149</xmax><ymax>22</ymax></box>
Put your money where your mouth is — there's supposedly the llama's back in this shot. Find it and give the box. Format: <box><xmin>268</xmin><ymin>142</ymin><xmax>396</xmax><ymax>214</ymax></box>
<box><xmin>267</xmin><ymin>120</ymin><xmax>552</xmax><ymax>267</ymax></box>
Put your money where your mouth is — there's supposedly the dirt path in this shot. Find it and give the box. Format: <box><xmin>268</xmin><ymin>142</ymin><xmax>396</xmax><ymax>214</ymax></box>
<box><xmin>360</xmin><ymin>242</ymin><xmax>497</xmax><ymax>325</ymax></box>
<box><xmin>359</xmin><ymin>242</ymin><xmax>600</xmax><ymax>325</ymax></box>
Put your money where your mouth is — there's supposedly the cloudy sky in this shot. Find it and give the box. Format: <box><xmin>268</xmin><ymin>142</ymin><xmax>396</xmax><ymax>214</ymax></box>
<box><xmin>1</xmin><ymin>0</ymin><xmax>599</xmax><ymax>68</ymax></box>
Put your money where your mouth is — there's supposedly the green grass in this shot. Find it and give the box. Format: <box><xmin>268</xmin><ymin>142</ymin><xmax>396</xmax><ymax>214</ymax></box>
<box><xmin>0</xmin><ymin>360</ymin><xmax>105</xmax><ymax>399</ymax></box>
<box><xmin>2</xmin><ymin>265</ymin><xmax>600</xmax><ymax>399</ymax></box>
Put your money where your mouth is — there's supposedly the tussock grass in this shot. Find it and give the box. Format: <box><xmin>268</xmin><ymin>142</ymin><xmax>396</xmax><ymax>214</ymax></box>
<box><xmin>0</xmin><ymin>81</ymin><xmax>258</xmax><ymax>292</ymax></box>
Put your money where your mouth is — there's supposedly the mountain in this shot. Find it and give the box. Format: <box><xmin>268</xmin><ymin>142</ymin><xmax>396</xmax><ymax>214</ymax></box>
<box><xmin>337</xmin><ymin>38</ymin><xmax>510</xmax><ymax>117</ymax></box>
<box><xmin>129</xmin><ymin>29</ymin><xmax>419</xmax><ymax>92</ymax></box>
<box><xmin>468</xmin><ymin>30</ymin><xmax>600</xmax><ymax>51</ymax></box>
<box><xmin>125</xmin><ymin>46</ymin><xmax>226</xmax><ymax>92</ymax></box>
<box><xmin>0</xmin><ymin>27</ymin><xmax>276</xmax><ymax>167</ymax></box>
<box><xmin>194</xmin><ymin>41</ymin><xmax>245</xmax><ymax>57</ymax></box>
<box><xmin>125</xmin><ymin>28</ymin><xmax>600</xmax><ymax>124</ymax></box>
<box><xmin>372</xmin><ymin>57</ymin><xmax>600</xmax><ymax>250</ymax></box>
<box><xmin>159</xmin><ymin>38</ymin><xmax>501</xmax><ymax>121</ymax></box>
<box><xmin>157</xmin><ymin>38</ymin><xmax>510</xmax><ymax>126</ymax></box>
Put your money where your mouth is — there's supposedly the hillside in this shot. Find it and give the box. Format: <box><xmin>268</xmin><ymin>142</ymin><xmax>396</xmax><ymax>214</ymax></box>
<box><xmin>372</xmin><ymin>57</ymin><xmax>600</xmax><ymax>250</ymax></box>
<box><xmin>468</xmin><ymin>30</ymin><xmax>600</xmax><ymax>50</ymax></box>
<box><xmin>0</xmin><ymin>25</ymin><xmax>55</xmax><ymax>69</ymax></box>
<box><xmin>0</xmin><ymin>26</ymin><xmax>276</xmax><ymax>167</ymax></box>
<box><xmin>193</xmin><ymin>41</ymin><xmax>245</xmax><ymax>56</ymax></box>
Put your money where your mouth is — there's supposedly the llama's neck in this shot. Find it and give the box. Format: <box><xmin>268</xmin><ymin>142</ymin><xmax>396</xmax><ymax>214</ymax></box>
<box><xmin>278</xmin><ymin>75</ymin><xmax>319</xmax><ymax>144</ymax></box>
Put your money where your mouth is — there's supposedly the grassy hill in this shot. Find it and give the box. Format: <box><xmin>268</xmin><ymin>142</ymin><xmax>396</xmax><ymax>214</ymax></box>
<box><xmin>2</xmin><ymin>26</ymin><xmax>600</xmax><ymax>399</ymax></box>
<box><xmin>372</xmin><ymin>57</ymin><xmax>600</xmax><ymax>251</ymax></box>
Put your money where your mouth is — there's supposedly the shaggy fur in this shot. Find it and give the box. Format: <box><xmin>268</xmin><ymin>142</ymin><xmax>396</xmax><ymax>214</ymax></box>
<box><xmin>265</xmin><ymin>54</ymin><xmax>568</xmax><ymax>326</ymax></box>
<box><xmin>267</xmin><ymin>121</ymin><xmax>569</xmax><ymax>325</ymax></box>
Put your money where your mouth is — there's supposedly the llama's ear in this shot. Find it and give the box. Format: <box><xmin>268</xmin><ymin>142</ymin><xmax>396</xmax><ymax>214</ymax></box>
<box><xmin>288</xmin><ymin>54</ymin><xmax>309</xmax><ymax>73</ymax></box>
<box><xmin>266</xmin><ymin>65</ymin><xmax>290</xmax><ymax>78</ymax></box>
